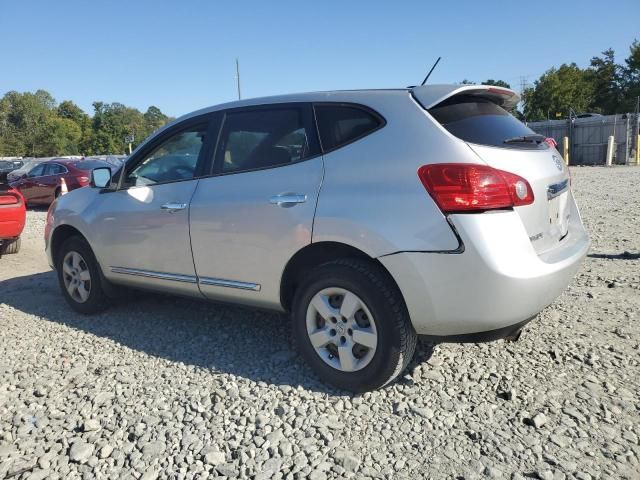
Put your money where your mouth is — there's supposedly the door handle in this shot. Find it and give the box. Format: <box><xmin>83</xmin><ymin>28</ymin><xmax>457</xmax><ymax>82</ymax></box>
<box><xmin>160</xmin><ymin>202</ymin><xmax>187</xmax><ymax>213</ymax></box>
<box><xmin>269</xmin><ymin>194</ymin><xmax>307</xmax><ymax>207</ymax></box>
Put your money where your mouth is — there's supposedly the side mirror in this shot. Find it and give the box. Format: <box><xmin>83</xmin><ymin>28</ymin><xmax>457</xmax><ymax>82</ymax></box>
<box><xmin>91</xmin><ymin>167</ymin><xmax>112</xmax><ymax>188</ymax></box>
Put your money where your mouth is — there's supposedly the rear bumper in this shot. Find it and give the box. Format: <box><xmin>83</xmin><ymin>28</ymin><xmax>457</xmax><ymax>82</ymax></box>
<box><xmin>0</xmin><ymin>217</ymin><xmax>25</xmax><ymax>239</ymax></box>
<box><xmin>379</xmin><ymin>209</ymin><xmax>590</xmax><ymax>336</ymax></box>
<box><xmin>420</xmin><ymin>316</ymin><xmax>535</xmax><ymax>343</ymax></box>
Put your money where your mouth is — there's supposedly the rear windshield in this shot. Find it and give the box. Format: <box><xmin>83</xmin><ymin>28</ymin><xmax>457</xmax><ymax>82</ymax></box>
<box><xmin>429</xmin><ymin>95</ymin><xmax>547</xmax><ymax>150</ymax></box>
<box><xmin>72</xmin><ymin>160</ymin><xmax>110</xmax><ymax>170</ymax></box>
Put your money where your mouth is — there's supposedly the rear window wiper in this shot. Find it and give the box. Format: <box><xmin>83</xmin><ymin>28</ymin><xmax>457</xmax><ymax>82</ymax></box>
<box><xmin>503</xmin><ymin>134</ymin><xmax>546</xmax><ymax>144</ymax></box>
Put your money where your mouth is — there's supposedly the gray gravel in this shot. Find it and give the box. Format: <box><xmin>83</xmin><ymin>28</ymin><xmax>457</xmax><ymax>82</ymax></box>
<box><xmin>1</xmin><ymin>166</ymin><xmax>639</xmax><ymax>479</ymax></box>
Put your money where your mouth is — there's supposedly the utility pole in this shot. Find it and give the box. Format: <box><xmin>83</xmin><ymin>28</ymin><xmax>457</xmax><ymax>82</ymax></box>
<box><xmin>235</xmin><ymin>58</ymin><xmax>241</xmax><ymax>100</ymax></box>
<box><xmin>518</xmin><ymin>75</ymin><xmax>529</xmax><ymax>115</ymax></box>
<box><xmin>635</xmin><ymin>96</ymin><xmax>640</xmax><ymax>164</ymax></box>
<box><xmin>519</xmin><ymin>75</ymin><xmax>529</xmax><ymax>96</ymax></box>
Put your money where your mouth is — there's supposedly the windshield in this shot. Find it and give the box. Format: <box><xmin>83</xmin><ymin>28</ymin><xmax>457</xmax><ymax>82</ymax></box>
<box><xmin>429</xmin><ymin>96</ymin><xmax>548</xmax><ymax>150</ymax></box>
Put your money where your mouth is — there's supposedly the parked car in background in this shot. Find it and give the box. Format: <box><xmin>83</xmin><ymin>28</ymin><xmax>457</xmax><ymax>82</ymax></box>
<box><xmin>45</xmin><ymin>85</ymin><xmax>590</xmax><ymax>391</ymax></box>
<box><xmin>0</xmin><ymin>184</ymin><xmax>26</xmax><ymax>254</ymax></box>
<box><xmin>0</xmin><ymin>159</ymin><xmax>24</xmax><ymax>183</ymax></box>
<box><xmin>6</xmin><ymin>159</ymin><xmax>45</xmax><ymax>183</ymax></box>
<box><xmin>10</xmin><ymin>159</ymin><xmax>112</xmax><ymax>206</ymax></box>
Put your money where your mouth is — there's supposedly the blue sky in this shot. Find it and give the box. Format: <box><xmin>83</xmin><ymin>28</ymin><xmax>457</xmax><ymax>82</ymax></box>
<box><xmin>2</xmin><ymin>0</ymin><xmax>638</xmax><ymax>117</ymax></box>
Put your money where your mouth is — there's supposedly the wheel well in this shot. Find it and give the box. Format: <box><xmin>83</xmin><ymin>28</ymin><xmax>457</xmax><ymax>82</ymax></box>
<box><xmin>280</xmin><ymin>241</ymin><xmax>398</xmax><ymax>312</ymax></box>
<box><xmin>50</xmin><ymin>225</ymin><xmax>84</xmax><ymax>265</ymax></box>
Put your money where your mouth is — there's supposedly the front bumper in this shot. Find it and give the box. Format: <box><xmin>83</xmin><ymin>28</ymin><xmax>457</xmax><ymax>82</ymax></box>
<box><xmin>379</xmin><ymin>209</ymin><xmax>590</xmax><ymax>337</ymax></box>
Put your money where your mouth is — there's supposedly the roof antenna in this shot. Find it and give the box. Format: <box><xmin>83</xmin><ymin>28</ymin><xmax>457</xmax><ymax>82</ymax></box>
<box><xmin>420</xmin><ymin>57</ymin><xmax>442</xmax><ymax>86</ymax></box>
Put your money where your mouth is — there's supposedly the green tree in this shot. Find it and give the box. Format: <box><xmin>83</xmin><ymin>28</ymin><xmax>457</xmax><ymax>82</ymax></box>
<box><xmin>481</xmin><ymin>79</ymin><xmax>511</xmax><ymax>89</ymax></box>
<box><xmin>522</xmin><ymin>63</ymin><xmax>595</xmax><ymax>121</ymax></box>
<box><xmin>89</xmin><ymin>101</ymin><xmax>152</xmax><ymax>154</ymax></box>
<box><xmin>57</xmin><ymin>100</ymin><xmax>88</xmax><ymax>125</ymax></box>
<box><xmin>42</xmin><ymin>117</ymin><xmax>82</xmax><ymax>155</ymax></box>
<box><xmin>144</xmin><ymin>106</ymin><xmax>169</xmax><ymax>134</ymax></box>
<box><xmin>0</xmin><ymin>90</ymin><xmax>172</xmax><ymax>157</ymax></box>
<box><xmin>620</xmin><ymin>39</ymin><xmax>640</xmax><ymax>112</ymax></box>
<box><xmin>0</xmin><ymin>92</ymin><xmax>25</xmax><ymax>155</ymax></box>
<box><xmin>586</xmin><ymin>48</ymin><xmax>622</xmax><ymax>114</ymax></box>
<box><xmin>1</xmin><ymin>90</ymin><xmax>58</xmax><ymax>156</ymax></box>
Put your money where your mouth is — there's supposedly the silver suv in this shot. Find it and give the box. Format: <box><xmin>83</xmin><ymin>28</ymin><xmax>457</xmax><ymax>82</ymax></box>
<box><xmin>45</xmin><ymin>85</ymin><xmax>590</xmax><ymax>391</ymax></box>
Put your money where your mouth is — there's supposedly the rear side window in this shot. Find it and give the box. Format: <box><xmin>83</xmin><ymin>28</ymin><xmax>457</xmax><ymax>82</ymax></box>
<box><xmin>217</xmin><ymin>107</ymin><xmax>316</xmax><ymax>174</ymax></box>
<box><xmin>314</xmin><ymin>105</ymin><xmax>383</xmax><ymax>152</ymax></box>
<box><xmin>429</xmin><ymin>96</ymin><xmax>547</xmax><ymax>149</ymax></box>
<box><xmin>45</xmin><ymin>164</ymin><xmax>66</xmax><ymax>175</ymax></box>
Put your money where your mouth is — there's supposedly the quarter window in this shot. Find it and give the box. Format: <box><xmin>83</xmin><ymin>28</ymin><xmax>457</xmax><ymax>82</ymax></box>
<box><xmin>217</xmin><ymin>107</ymin><xmax>314</xmax><ymax>173</ymax></box>
<box><xmin>314</xmin><ymin>105</ymin><xmax>382</xmax><ymax>152</ymax></box>
<box><xmin>124</xmin><ymin>126</ymin><xmax>208</xmax><ymax>187</ymax></box>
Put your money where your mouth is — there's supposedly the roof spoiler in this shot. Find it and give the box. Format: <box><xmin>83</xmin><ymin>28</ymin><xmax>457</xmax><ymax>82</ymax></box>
<box><xmin>411</xmin><ymin>84</ymin><xmax>520</xmax><ymax>111</ymax></box>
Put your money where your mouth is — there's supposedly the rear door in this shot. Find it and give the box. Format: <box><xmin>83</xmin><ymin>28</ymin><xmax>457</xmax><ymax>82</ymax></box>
<box><xmin>189</xmin><ymin>103</ymin><xmax>323</xmax><ymax>310</ymax></box>
<box><xmin>43</xmin><ymin>163</ymin><xmax>66</xmax><ymax>202</ymax></box>
<box><xmin>420</xmin><ymin>87</ymin><xmax>571</xmax><ymax>254</ymax></box>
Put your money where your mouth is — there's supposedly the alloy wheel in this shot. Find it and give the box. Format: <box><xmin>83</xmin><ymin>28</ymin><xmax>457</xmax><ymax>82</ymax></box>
<box><xmin>62</xmin><ymin>251</ymin><xmax>92</xmax><ymax>303</ymax></box>
<box><xmin>305</xmin><ymin>287</ymin><xmax>378</xmax><ymax>372</ymax></box>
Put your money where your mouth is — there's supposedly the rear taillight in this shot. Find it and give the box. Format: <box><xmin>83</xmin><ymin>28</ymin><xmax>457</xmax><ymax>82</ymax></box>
<box><xmin>418</xmin><ymin>163</ymin><xmax>534</xmax><ymax>213</ymax></box>
<box><xmin>0</xmin><ymin>193</ymin><xmax>19</xmax><ymax>205</ymax></box>
<box><xmin>78</xmin><ymin>176</ymin><xmax>90</xmax><ymax>185</ymax></box>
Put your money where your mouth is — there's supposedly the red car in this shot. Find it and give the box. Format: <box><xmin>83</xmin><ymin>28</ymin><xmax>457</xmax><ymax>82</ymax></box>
<box><xmin>9</xmin><ymin>159</ymin><xmax>111</xmax><ymax>206</ymax></box>
<box><xmin>0</xmin><ymin>184</ymin><xmax>26</xmax><ymax>254</ymax></box>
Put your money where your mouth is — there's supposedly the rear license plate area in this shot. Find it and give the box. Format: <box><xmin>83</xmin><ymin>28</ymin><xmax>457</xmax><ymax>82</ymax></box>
<box><xmin>548</xmin><ymin>191</ymin><xmax>569</xmax><ymax>237</ymax></box>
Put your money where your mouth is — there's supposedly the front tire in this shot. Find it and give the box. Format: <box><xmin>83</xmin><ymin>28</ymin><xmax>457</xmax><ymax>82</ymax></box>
<box><xmin>56</xmin><ymin>236</ymin><xmax>109</xmax><ymax>314</ymax></box>
<box><xmin>292</xmin><ymin>259</ymin><xmax>417</xmax><ymax>392</ymax></box>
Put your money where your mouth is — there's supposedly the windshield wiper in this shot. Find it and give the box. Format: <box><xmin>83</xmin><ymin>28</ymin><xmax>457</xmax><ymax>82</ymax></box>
<box><xmin>503</xmin><ymin>134</ymin><xmax>545</xmax><ymax>144</ymax></box>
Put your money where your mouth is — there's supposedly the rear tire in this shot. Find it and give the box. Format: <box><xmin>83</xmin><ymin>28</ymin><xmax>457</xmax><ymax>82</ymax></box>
<box><xmin>1</xmin><ymin>238</ymin><xmax>21</xmax><ymax>255</ymax></box>
<box><xmin>292</xmin><ymin>258</ymin><xmax>417</xmax><ymax>392</ymax></box>
<box><xmin>56</xmin><ymin>236</ymin><xmax>109</xmax><ymax>314</ymax></box>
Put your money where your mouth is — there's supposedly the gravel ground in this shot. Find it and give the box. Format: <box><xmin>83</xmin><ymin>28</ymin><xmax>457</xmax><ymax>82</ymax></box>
<box><xmin>1</xmin><ymin>166</ymin><xmax>639</xmax><ymax>480</ymax></box>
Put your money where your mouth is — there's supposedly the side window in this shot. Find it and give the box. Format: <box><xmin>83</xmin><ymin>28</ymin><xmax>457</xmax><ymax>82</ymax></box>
<box><xmin>45</xmin><ymin>164</ymin><xmax>65</xmax><ymax>175</ymax></box>
<box><xmin>124</xmin><ymin>125</ymin><xmax>208</xmax><ymax>187</ymax></box>
<box><xmin>28</xmin><ymin>164</ymin><xmax>45</xmax><ymax>177</ymax></box>
<box><xmin>314</xmin><ymin>105</ymin><xmax>383</xmax><ymax>152</ymax></box>
<box><xmin>217</xmin><ymin>107</ymin><xmax>315</xmax><ymax>174</ymax></box>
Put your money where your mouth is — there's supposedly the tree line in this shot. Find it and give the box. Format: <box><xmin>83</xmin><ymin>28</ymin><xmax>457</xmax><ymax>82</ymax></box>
<box><xmin>460</xmin><ymin>41</ymin><xmax>639</xmax><ymax>122</ymax></box>
<box><xmin>1</xmin><ymin>39</ymin><xmax>639</xmax><ymax>156</ymax></box>
<box><xmin>522</xmin><ymin>40</ymin><xmax>640</xmax><ymax>121</ymax></box>
<box><xmin>0</xmin><ymin>91</ymin><xmax>171</xmax><ymax>157</ymax></box>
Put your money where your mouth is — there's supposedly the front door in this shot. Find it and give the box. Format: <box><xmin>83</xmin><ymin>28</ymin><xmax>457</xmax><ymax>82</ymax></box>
<box><xmin>90</xmin><ymin>118</ymin><xmax>214</xmax><ymax>297</ymax></box>
<box><xmin>17</xmin><ymin>163</ymin><xmax>46</xmax><ymax>203</ymax></box>
<box><xmin>189</xmin><ymin>104</ymin><xmax>323</xmax><ymax>309</ymax></box>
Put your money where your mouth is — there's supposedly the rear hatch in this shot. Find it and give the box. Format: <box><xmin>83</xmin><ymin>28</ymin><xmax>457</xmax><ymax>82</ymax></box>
<box><xmin>413</xmin><ymin>85</ymin><xmax>571</xmax><ymax>254</ymax></box>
